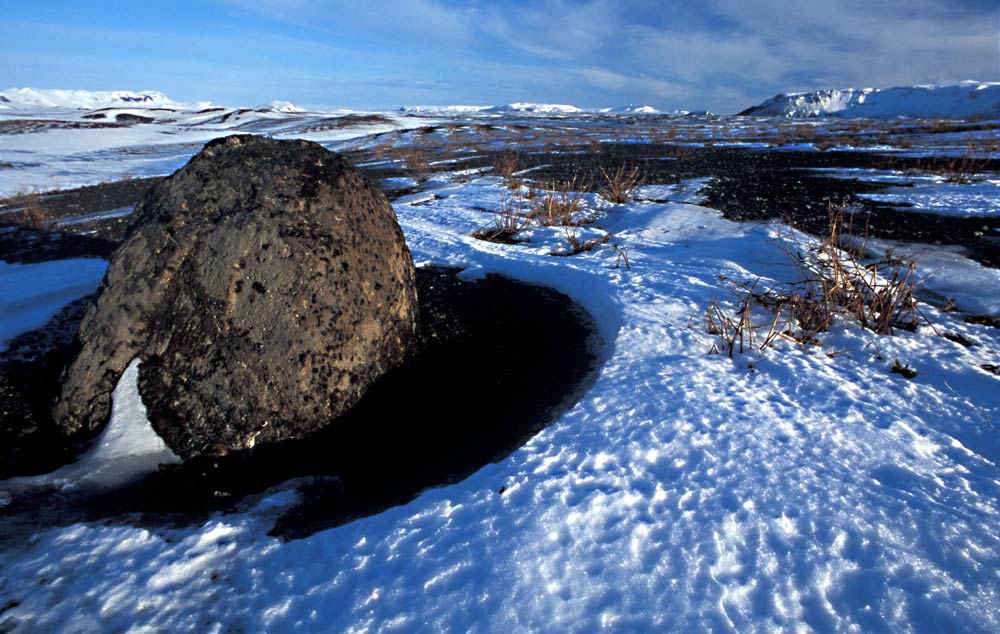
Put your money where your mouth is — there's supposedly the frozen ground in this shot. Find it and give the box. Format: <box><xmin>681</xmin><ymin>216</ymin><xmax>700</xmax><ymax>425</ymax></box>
<box><xmin>811</xmin><ymin>168</ymin><xmax>1000</xmax><ymax>219</ymax></box>
<box><xmin>1</xmin><ymin>101</ymin><xmax>999</xmax><ymax>633</ymax></box>
<box><xmin>0</xmin><ymin>100</ymin><xmax>427</xmax><ymax>195</ymax></box>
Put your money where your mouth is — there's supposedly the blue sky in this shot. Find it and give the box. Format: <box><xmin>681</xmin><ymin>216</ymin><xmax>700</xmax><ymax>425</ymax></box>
<box><xmin>3</xmin><ymin>0</ymin><xmax>998</xmax><ymax>112</ymax></box>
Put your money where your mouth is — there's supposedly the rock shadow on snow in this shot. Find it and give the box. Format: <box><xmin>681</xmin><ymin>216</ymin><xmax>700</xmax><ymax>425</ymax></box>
<box><xmin>0</xmin><ymin>267</ymin><xmax>602</xmax><ymax>543</ymax></box>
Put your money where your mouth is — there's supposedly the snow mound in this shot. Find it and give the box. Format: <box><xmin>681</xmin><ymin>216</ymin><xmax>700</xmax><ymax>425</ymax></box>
<box><xmin>0</xmin><ymin>87</ymin><xmax>177</xmax><ymax>111</ymax></box>
<box><xmin>740</xmin><ymin>81</ymin><xmax>1000</xmax><ymax>119</ymax></box>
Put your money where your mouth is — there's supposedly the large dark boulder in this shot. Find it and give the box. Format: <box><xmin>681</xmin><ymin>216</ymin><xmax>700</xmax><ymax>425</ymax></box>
<box><xmin>54</xmin><ymin>135</ymin><xmax>418</xmax><ymax>459</ymax></box>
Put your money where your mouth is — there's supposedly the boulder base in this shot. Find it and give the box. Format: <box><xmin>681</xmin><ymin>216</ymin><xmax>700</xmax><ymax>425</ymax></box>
<box><xmin>55</xmin><ymin>135</ymin><xmax>418</xmax><ymax>459</ymax></box>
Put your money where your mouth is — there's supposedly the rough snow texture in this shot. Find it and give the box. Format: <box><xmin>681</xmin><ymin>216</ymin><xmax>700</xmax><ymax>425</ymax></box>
<box><xmin>741</xmin><ymin>82</ymin><xmax>1000</xmax><ymax>119</ymax></box>
<box><xmin>54</xmin><ymin>135</ymin><xmax>419</xmax><ymax>459</ymax></box>
<box><xmin>5</xmin><ymin>167</ymin><xmax>998</xmax><ymax>633</ymax></box>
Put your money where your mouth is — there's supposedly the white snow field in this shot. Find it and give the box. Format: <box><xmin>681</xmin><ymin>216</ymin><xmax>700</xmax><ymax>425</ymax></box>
<box><xmin>0</xmin><ymin>89</ymin><xmax>428</xmax><ymax>196</ymax></box>
<box><xmin>809</xmin><ymin>168</ymin><xmax>1000</xmax><ymax>219</ymax></box>
<box><xmin>1</xmin><ymin>91</ymin><xmax>999</xmax><ymax>633</ymax></box>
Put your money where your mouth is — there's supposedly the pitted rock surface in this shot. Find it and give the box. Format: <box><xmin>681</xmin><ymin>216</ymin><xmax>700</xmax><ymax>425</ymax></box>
<box><xmin>54</xmin><ymin>135</ymin><xmax>418</xmax><ymax>459</ymax></box>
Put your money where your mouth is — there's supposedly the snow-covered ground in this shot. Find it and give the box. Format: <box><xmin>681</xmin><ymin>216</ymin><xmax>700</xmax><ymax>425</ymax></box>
<box><xmin>810</xmin><ymin>168</ymin><xmax>1000</xmax><ymax>218</ymax></box>
<box><xmin>1</xmin><ymin>97</ymin><xmax>1000</xmax><ymax>633</ymax></box>
<box><xmin>0</xmin><ymin>89</ymin><xmax>429</xmax><ymax>195</ymax></box>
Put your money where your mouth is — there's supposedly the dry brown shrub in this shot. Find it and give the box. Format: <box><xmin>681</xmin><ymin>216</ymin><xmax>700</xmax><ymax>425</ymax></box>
<box><xmin>527</xmin><ymin>177</ymin><xmax>588</xmax><ymax>226</ymax></box>
<box><xmin>707</xmin><ymin>201</ymin><xmax>927</xmax><ymax>356</ymax></box>
<box><xmin>494</xmin><ymin>150</ymin><xmax>521</xmax><ymax>187</ymax></box>
<box><xmin>6</xmin><ymin>188</ymin><xmax>54</xmax><ymax>231</ymax></box>
<box><xmin>398</xmin><ymin>146</ymin><xmax>431</xmax><ymax>182</ymax></box>
<box><xmin>473</xmin><ymin>189</ymin><xmax>528</xmax><ymax>243</ymax></box>
<box><xmin>550</xmin><ymin>227</ymin><xmax>611</xmax><ymax>257</ymax></box>
<box><xmin>599</xmin><ymin>164</ymin><xmax>642</xmax><ymax>203</ymax></box>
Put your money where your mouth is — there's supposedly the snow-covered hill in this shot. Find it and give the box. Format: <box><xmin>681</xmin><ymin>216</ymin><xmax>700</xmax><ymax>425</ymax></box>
<box><xmin>0</xmin><ymin>88</ymin><xmax>180</xmax><ymax>111</ymax></box>
<box><xmin>400</xmin><ymin>103</ymin><xmax>586</xmax><ymax>115</ymax></box>
<box><xmin>599</xmin><ymin>104</ymin><xmax>661</xmax><ymax>114</ymax></box>
<box><xmin>398</xmin><ymin>105</ymin><xmax>493</xmax><ymax>115</ymax></box>
<box><xmin>254</xmin><ymin>100</ymin><xmax>305</xmax><ymax>114</ymax></box>
<box><xmin>485</xmin><ymin>102</ymin><xmax>584</xmax><ymax>114</ymax></box>
<box><xmin>399</xmin><ymin>103</ymin><xmax>668</xmax><ymax>116</ymax></box>
<box><xmin>740</xmin><ymin>81</ymin><xmax>1000</xmax><ymax>119</ymax></box>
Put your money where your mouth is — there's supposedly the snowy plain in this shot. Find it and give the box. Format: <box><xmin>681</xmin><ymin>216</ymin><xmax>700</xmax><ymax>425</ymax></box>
<box><xmin>810</xmin><ymin>168</ymin><xmax>1000</xmax><ymax>219</ymax></box>
<box><xmin>1</xmin><ymin>90</ymin><xmax>999</xmax><ymax>633</ymax></box>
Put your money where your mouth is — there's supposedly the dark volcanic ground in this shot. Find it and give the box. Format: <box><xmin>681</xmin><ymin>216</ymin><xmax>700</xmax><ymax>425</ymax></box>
<box><xmin>0</xmin><ymin>267</ymin><xmax>601</xmax><ymax>544</ymax></box>
<box><xmin>510</xmin><ymin>144</ymin><xmax>1000</xmax><ymax>267</ymax></box>
<box><xmin>3</xmin><ymin>143</ymin><xmax>998</xmax><ymax>265</ymax></box>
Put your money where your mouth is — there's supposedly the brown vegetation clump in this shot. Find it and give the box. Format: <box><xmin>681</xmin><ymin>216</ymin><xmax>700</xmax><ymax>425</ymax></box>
<box><xmin>473</xmin><ymin>189</ymin><xmax>529</xmax><ymax>243</ymax></box>
<box><xmin>528</xmin><ymin>177</ymin><xmax>589</xmax><ymax>226</ymax></box>
<box><xmin>707</xmin><ymin>201</ymin><xmax>926</xmax><ymax>357</ymax></box>
<box><xmin>599</xmin><ymin>164</ymin><xmax>642</xmax><ymax>203</ymax></box>
<box><xmin>398</xmin><ymin>146</ymin><xmax>431</xmax><ymax>182</ymax></box>
<box><xmin>941</xmin><ymin>139</ymin><xmax>999</xmax><ymax>184</ymax></box>
<box><xmin>5</xmin><ymin>188</ymin><xmax>54</xmax><ymax>231</ymax></box>
<box><xmin>494</xmin><ymin>150</ymin><xmax>520</xmax><ymax>186</ymax></box>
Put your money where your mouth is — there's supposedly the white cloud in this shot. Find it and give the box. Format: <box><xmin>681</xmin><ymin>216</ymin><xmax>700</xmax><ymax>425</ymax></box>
<box><xmin>17</xmin><ymin>0</ymin><xmax>996</xmax><ymax>112</ymax></box>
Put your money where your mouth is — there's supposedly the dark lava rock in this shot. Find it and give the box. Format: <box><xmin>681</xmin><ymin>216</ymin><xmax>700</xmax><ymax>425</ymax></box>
<box><xmin>114</xmin><ymin>113</ymin><xmax>155</xmax><ymax>124</ymax></box>
<box><xmin>54</xmin><ymin>135</ymin><xmax>418</xmax><ymax>459</ymax></box>
<box><xmin>0</xmin><ymin>268</ymin><xmax>600</xmax><ymax>545</ymax></box>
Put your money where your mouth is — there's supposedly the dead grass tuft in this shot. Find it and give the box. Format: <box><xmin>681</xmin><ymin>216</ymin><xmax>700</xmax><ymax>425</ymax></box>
<box><xmin>527</xmin><ymin>177</ymin><xmax>589</xmax><ymax>226</ymax></box>
<box><xmin>4</xmin><ymin>187</ymin><xmax>54</xmax><ymax>231</ymax></box>
<box><xmin>775</xmin><ymin>201</ymin><xmax>922</xmax><ymax>336</ymax></box>
<box><xmin>599</xmin><ymin>164</ymin><xmax>642</xmax><ymax>203</ymax></box>
<box><xmin>550</xmin><ymin>227</ymin><xmax>611</xmax><ymax>257</ymax></box>
<box><xmin>941</xmin><ymin>139</ymin><xmax>998</xmax><ymax>184</ymax></box>
<box><xmin>473</xmin><ymin>189</ymin><xmax>528</xmax><ymax>243</ymax></box>
<box><xmin>494</xmin><ymin>150</ymin><xmax>521</xmax><ymax>187</ymax></box>
<box><xmin>707</xmin><ymin>201</ymin><xmax>927</xmax><ymax>357</ymax></box>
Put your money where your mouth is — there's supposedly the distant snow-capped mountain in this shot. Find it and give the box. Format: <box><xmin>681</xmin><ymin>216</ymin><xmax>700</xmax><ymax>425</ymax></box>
<box><xmin>0</xmin><ymin>88</ymin><xmax>180</xmax><ymax>110</ymax></box>
<box><xmin>599</xmin><ymin>104</ymin><xmax>660</xmax><ymax>114</ymax></box>
<box><xmin>485</xmin><ymin>102</ymin><xmax>584</xmax><ymax>114</ymax></box>
<box><xmin>740</xmin><ymin>81</ymin><xmax>1000</xmax><ymax>119</ymax></box>
<box><xmin>398</xmin><ymin>102</ymin><xmax>668</xmax><ymax>115</ymax></box>
<box><xmin>398</xmin><ymin>105</ymin><xmax>493</xmax><ymax>115</ymax></box>
<box><xmin>254</xmin><ymin>100</ymin><xmax>305</xmax><ymax>113</ymax></box>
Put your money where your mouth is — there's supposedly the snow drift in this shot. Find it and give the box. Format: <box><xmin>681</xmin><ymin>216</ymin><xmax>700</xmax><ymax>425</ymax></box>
<box><xmin>740</xmin><ymin>81</ymin><xmax>1000</xmax><ymax>119</ymax></box>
